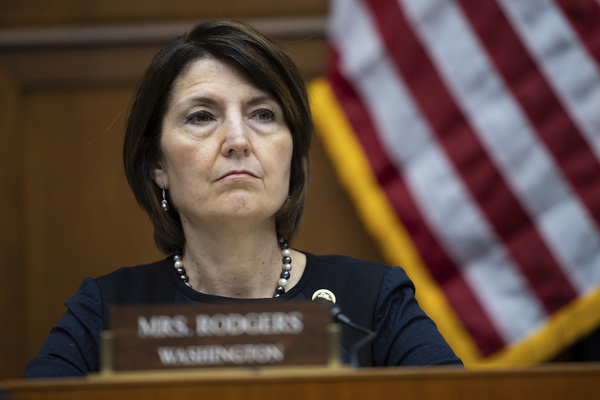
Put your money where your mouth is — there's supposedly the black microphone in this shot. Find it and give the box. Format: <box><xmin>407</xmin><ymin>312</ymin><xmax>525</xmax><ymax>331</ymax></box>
<box><xmin>312</xmin><ymin>297</ymin><xmax>377</xmax><ymax>367</ymax></box>
<box><xmin>314</xmin><ymin>297</ymin><xmax>352</xmax><ymax>325</ymax></box>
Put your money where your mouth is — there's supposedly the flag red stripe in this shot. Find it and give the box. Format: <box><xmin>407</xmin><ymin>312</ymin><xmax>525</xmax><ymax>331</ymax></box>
<box><xmin>457</xmin><ymin>0</ymin><xmax>600</xmax><ymax>255</ymax></box>
<box><xmin>329</xmin><ymin>51</ymin><xmax>505</xmax><ymax>356</ymax></box>
<box><xmin>556</xmin><ymin>0</ymin><xmax>600</xmax><ymax>66</ymax></box>
<box><xmin>364</xmin><ymin>0</ymin><xmax>578</xmax><ymax>313</ymax></box>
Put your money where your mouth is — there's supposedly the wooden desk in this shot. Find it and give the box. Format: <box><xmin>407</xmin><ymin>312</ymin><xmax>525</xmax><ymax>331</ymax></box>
<box><xmin>2</xmin><ymin>364</ymin><xmax>599</xmax><ymax>400</ymax></box>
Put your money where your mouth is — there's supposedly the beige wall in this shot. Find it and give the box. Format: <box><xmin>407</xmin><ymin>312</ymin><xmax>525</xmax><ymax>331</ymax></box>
<box><xmin>0</xmin><ymin>0</ymin><xmax>383</xmax><ymax>379</ymax></box>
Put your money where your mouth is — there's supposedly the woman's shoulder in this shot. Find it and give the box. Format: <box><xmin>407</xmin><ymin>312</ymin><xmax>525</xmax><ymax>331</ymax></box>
<box><xmin>301</xmin><ymin>253</ymin><xmax>414</xmax><ymax>313</ymax></box>
<box><xmin>309</xmin><ymin>253</ymin><xmax>393</xmax><ymax>273</ymax></box>
<box><xmin>301</xmin><ymin>253</ymin><xmax>398</xmax><ymax>304</ymax></box>
<box><xmin>94</xmin><ymin>257</ymin><xmax>177</xmax><ymax>306</ymax></box>
<box><xmin>95</xmin><ymin>257</ymin><xmax>172</xmax><ymax>282</ymax></box>
<box><xmin>307</xmin><ymin>253</ymin><xmax>403</xmax><ymax>287</ymax></box>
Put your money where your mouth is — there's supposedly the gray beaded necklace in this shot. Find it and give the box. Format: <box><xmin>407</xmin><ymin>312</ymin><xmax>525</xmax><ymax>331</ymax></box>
<box><xmin>173</xmin><ymin>238</ymin><xmax>292</xmax><ymax>298</ymax></box>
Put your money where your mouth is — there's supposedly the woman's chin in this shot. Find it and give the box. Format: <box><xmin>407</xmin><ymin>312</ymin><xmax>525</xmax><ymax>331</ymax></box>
<box><xmin>187</xmin><ymin>204</ymin><xmax>277</xmax><ymax>226</ymax></box>
<box><xmin>216</xmin><ymin>192</ymin><xmax>284</xmax><ymax>216</ymax></box>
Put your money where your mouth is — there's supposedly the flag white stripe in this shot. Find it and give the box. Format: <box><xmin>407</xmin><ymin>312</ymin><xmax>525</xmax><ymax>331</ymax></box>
<box><xmin>329</xmin><ymin>0</ymin><xmax>547</xmax><ymax>343</ymax></box>
<box><xmin>498</xmin><ymin>0</ymin><xmax>600</xmax><ymax>161</ymax></box>
<box><xmin>399</xmin><ymin>0</ymin><xmax>600</xmax><ymax>294</ymax></box>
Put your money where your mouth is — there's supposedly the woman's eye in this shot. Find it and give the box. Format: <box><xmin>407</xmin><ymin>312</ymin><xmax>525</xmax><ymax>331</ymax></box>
<box><xmin>187</xmin><ymin>111</ymin><xmax>212</xmax><ymax>124</ymax></box>
<box><xmin>253</xmin><ymin>108</ymin><xmax>275</xmax><ymax>121</ymax></box>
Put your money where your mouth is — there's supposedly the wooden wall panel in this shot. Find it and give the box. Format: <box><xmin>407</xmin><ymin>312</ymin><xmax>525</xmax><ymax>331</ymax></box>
<box><xmin>297</xmin><ymin>139</ymin><xmax>384</xmax><ymax>263</ymax></box>
<box><xmin>22</xmin><ymin>89</ymin><xmax>163</xmax><ymax>363</ymax></box>
<box><xmin>0</xmin><ymin>0</ymin><xmax>329</xmax><ymax>28</ymax></box>
<box><xmin>0</xmin><ymin>15</ymin><xmax>382</xmax><ymax>379</ymax></box>
<box><xmin>0</xmin><ymin>65</ymin><xmax>27</xmax><ymax>379</ymax></box>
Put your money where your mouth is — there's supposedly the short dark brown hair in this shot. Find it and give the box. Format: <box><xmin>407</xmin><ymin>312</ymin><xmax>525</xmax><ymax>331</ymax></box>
<box><xmin>123</xmin><ymin>19</ymin><xmax>313</xmax><ymax>254</ymax></box>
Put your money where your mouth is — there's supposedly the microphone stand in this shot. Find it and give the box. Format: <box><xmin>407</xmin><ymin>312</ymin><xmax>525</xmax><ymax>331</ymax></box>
<box><xmin>318</xmin><ymin>299</ymin><xmax>378</xmax><ymax>368</ymax></box>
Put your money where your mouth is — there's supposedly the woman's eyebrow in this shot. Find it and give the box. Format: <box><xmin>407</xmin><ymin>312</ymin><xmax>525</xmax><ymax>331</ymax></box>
<box><xmin>174</xmin><ymin>96</ymin><xmax>220</xmax><ymax>111</ymax></box>
<box><xmin>172</xmin><ymin>94</ymin><xmax>278</xmax><ymax>115</ymax></box>
<box><xmin>246</xmin><ymin>94</ymin><xmax>277</xmax><ymax>106</ymax></box>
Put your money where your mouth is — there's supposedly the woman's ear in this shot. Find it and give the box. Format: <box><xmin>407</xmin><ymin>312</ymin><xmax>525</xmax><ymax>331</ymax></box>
<box><xmin>151</xmin><ymin>161</ymin><xmax>168</xmax><ymax>189</ymax></box>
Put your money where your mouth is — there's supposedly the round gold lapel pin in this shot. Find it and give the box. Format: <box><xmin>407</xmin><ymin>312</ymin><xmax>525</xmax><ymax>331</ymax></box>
<box><xmin>312</xmin><ymin>289</ymin><xmax>336</xmax><ymax>303</ymax></box>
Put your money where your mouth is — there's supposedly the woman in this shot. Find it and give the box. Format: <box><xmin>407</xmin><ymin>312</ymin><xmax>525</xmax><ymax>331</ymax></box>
<box><xmin>24</xmin><ymin>19</ymin><xmax>461</xmax><ymax>378</ymax></box>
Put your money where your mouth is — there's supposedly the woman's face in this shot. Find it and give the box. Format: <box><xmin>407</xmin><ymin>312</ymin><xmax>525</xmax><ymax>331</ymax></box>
<box><xmin>152</xmin><ymin>58</ymin><xmax>293</xmax><ymax>230</ymax></box>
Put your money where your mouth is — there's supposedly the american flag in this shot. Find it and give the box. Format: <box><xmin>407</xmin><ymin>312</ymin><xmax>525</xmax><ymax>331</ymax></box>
<box><xmin>309</xmin><ymin>0</ymin><xmax>600</xmax><ymax>366</ymax></box>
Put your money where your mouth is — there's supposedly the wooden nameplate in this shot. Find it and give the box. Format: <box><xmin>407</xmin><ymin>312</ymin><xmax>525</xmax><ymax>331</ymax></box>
<box><xmin>103</xmin><ymin>301</ymin><xmax>336</xmax><ymax>373</ymax></box>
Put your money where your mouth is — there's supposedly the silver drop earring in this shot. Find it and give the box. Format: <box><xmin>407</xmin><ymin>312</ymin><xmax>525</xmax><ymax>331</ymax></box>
<box><xmin>286</xmin><ymin>195</ymin><xmax>291</xmax><ymax>202</ymax></box>
<box><xmin>161</xmin><ymin>184</ymin><xmax>169</xmax><ymax>212</ymax></box>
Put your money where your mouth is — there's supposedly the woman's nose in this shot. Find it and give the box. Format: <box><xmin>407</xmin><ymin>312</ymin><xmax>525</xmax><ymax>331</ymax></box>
<box><xmin>221</xmin><ymin>115</ymin><xmax>251</xmax><ymax>157</ymax></box>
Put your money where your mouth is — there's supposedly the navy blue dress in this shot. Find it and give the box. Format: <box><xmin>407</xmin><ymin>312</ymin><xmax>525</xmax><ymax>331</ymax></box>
<box><xmin>24</xmin><ymin>252</ymin><xmax>462</xmax><ymax>377</ymax></box>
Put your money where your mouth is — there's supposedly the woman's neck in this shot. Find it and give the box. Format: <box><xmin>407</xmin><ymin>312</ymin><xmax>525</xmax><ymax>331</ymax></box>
<box><xmin>180</xmin><ymin>221</ymin><xmax>287</xmax><ymax>298</ymax></box>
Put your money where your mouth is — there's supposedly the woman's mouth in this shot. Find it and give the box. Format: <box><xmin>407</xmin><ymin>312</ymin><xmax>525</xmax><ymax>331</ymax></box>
<box><xmin>216</xmin><ymin>170</ymin><xmax>258</xmax><ymax>182</ymax></box>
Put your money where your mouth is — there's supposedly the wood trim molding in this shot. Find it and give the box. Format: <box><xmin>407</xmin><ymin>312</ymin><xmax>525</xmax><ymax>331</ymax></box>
<box><xmin>0</xmin><ymin>16</ymin><xmax>327</xmax><ymax>50</ymax></box>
